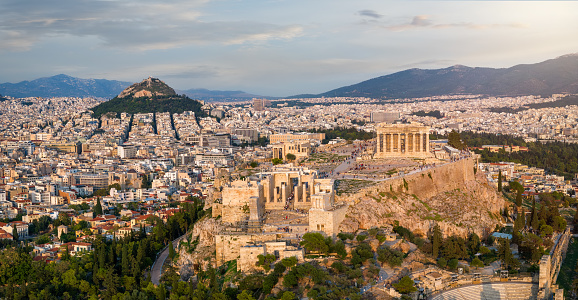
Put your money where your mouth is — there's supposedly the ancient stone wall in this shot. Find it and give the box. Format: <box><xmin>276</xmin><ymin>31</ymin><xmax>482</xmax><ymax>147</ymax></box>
<box><xmin>215</xmin><ymin>233</ymin><xmax>278</xmax><ymax>266</ymax></box>
<box><xmin>309</xmin><ymin>204</ymin><xmax>348</xmax><ymax>237</ymax></box>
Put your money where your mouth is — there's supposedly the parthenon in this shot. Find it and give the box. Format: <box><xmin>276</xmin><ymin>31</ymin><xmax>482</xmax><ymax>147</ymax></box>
<box><xmin>374</xmin><ymin>123</ymin><xmax>431</xmax><ymax>158</ymax></box>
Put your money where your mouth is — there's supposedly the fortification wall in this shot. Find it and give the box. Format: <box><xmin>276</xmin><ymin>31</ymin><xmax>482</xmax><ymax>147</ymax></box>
<box><xmin>215</xmin><ymin>233</ymin><xmax>278</xmax><ymax>266</ymax></box>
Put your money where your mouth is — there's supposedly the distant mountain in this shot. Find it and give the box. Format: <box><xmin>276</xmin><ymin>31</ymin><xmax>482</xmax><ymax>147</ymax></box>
<box><xmin>0</xmin><ymin>74</ymin><xmax>132</xmax><ymax>98</ymax></box>
<box><xmin>292</xmin><ymin>54</ymin><xmax>578</xmax><ymax>99</ymax></box>
<box><xmin>179</xmin><ymin>88</ymin><xmax>266</xmax><ymax>102</ymax></box>
<box><xmin>91</xmin><ymin>77</ymin><xmax>204</xmax><ymax>119</ymax></box>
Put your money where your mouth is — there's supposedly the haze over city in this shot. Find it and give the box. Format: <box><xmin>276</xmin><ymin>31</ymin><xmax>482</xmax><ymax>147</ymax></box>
<box><xmin>1</xmin><ymin>0</ymin><xmax>577</xmax><ymax>96</ymax></box>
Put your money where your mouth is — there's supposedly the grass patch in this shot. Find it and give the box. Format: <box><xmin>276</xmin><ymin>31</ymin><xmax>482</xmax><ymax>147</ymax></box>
<box><xmin>557</xmin><ymin>238</ymin><xmax>578</xmax><ymax>297</ymax></box>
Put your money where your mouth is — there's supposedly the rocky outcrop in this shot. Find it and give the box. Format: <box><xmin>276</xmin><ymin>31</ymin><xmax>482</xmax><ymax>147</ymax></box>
<box><xmin>118</xmin><ymin>77</ymin><xmax>176</xmax><ymax>98</ymax></box>
<box><xmin>175</xmin><ymin>217</ymin><xmax>224</xmax><ymax>280</ymax></box>
<box><xmin>338</xmin><ymin>158</ymin><xmax>504</xmax><ymax>238</ymax></box>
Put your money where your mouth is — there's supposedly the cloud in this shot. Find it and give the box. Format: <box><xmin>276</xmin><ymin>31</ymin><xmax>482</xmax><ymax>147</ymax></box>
<box><xmin>358</xmin><ymin>10</ymin><xmax>383</xmax><ymax>19</ymax></box>
<box><xmin>0</xmin><ymin>0</ymin><xmax>303</xmax><ymax>51</ymax></box>
<box><xmin>384</xmin><ymin>15</ymin><xmax>526</xmax><ymax>31</ymax></box>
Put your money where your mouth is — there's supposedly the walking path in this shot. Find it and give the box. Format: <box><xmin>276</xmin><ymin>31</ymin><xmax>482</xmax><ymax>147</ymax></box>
<box><xmin>151</xmin><ymin>233</ymin><xmax>189</xmax><ymax>285</ymax></box>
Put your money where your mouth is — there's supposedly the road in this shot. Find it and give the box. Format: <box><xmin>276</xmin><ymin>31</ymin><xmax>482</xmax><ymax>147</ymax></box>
<box><xmin>151</xmin><ymin>234</ymin><xmax>189</xmax><ymax>285</ymax></box>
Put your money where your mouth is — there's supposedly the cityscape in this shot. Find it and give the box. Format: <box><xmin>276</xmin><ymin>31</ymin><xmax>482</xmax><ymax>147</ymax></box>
<box><xmin>1</xmin><ymin>1</ymin><xmax>578</xmax><ymax>300</ymax></box>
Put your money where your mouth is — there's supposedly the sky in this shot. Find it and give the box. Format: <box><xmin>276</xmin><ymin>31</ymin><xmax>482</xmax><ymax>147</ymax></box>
<box><xmin>0</xmin><ymin>0</ymin><xmax>577</xmax><ymax>97</ymax></box>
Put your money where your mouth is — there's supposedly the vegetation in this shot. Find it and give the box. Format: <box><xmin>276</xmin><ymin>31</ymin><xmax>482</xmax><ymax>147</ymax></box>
<box><xmin>0</xmin><ymin>199</ymin><xmax>206</xmax><ymax>299</ymax></box>
<box><xmin>308</xmin><ymin>127</ymin><xmax>373</xmax><ymax>143</ymax></box>
<box><xmin>413</xmin><ymin>110</ymin><xmax>443</xmax><ymax>119</ymax></box>
<box><xmin>92</xmin><ymin>94</ymin><xmax>205</xmax><ymax>119</ymax></box>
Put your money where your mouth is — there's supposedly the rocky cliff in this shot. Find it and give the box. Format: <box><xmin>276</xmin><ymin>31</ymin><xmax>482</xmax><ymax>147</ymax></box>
<box><xmin>175</xmin><ymin>217</ymin><xmax>224</xmax><ymax>280</ymax></box>
<box><xmin>338</xmin><ymin>158</ymin><xmax>505</xmax><ymax>238</ymax></box>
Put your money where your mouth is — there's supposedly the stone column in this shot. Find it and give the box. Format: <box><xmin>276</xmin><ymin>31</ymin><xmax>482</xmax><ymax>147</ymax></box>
<box><xmin>397</xmin><ymin>133</ymin><xmax>401</xmax><ymax>153</ymax></box>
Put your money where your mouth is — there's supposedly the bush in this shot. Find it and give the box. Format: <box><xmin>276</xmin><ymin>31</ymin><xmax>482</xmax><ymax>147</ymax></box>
<box><xmin>438</xmin><ymin>257</ymin><xmax>447</xmax><ymax>268</ymax></box>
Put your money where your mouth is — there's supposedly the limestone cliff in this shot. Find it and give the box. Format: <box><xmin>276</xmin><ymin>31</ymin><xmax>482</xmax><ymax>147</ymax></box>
<box><xmin>118</xmin><ymin>77</ymin><xmax>176</xmax><ymax>98</ymax></box>
<box><xmin>338</xmin><ymin>158</ymin><xmax>505</xmax><ymax>238</ymax></box>
<box><xmin>175</xmin><ymin>217</ymin><xmax>224</xmax><ymax>280</ymax></box>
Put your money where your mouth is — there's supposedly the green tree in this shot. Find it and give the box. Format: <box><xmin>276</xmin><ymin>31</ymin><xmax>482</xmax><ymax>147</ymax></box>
<box><xmin>272</xmin><ymin>158</ymin><xmax>283</xmax><ymax>165</ymax></box>
<box><xmin>300</xmin><ymin>232</ymin><xmax>329</xmax><ymax>254</ymax></box>
<box><xmin>281</xmin><ymin>256</ymin><xmax>298</xmax><ymax>269</ymax></box>
<box><xmin>438</xmin><ymin>257</ymin><xmax>447</xmax><ymax>268</ymax></box>
<box><xmin>237</xmin><ymin>290</ymin><xmax>256</xmax><ymax>300</ymax></box>
<box><xmin>531</xmin><ymin>200</ymin><xmax>539</xmax><ymax>230</ymax></box>
<box><xmin>516</xmin><ymin>190</ymin><xmax>523</xmax><ymax>207</ymax></box>
<box><xmin>256</xmin><ymin>254</ymin><xmax>276</xmax><ymax>271</ymax></box>
<box><xmin>498</xmin><ymin>170</ymin><xmax>503</xmax><ymax>192</ymax></box>
<box><xmin>11</xmin><ymin>225</ymin><xmax>18</xmax><ymax>241</ymax></box>
<box><xmin>448</xmin><ymin>258</ymin><xmax>459</xmax><ymax>270</ymax></box>
<box><xmin>448</xmin><ymin>130</ymin><xmax>464</xmax><ymax>150</ymax></box>
<box><xmin>286</xmin><ymin>153</ymin><xmax>296</xmax><ymax>161</ymax></box>
<box><xmin>280</xmin><ymin>291</ymin><xmax>297</xmax><ymax>300</ymax></box>
<box><xmin>394</xmin><ymin>276</ymin><xmax>417</xmax><ymax>294</ymax></box>
<box><xmin>94</xmin><ymin>198</ymin><xmax>103</xmax><ymax>216</ymax></box>
<box><xmin>249</xmin><ymin>161</ymin><xmax>258</xmax><ymax>168</ymax></box>
<box><xmin>471</xmin><ymin>257</ymin><xmax>484</xmax><ymax>269</ymax></box>
<box><xmin>169</xmin><ymin>242</ymin><xmax>176</xmax><ymax>261</ymax></box>
<box><xmin>122</xmin><ymin>243</ymin><xmax>130</xmax><ymax>276</ymax></box>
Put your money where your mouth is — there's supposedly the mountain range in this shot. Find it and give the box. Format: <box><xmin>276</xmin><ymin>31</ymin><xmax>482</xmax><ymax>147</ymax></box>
<box><xmin>1</xmin><ymin>54</ymin><xmax>578</xmax><ymax>100</ymax></box>
<box><xmin>0</xmin><ymin>74</ymin><xmax>266</xmax><ymax>101</ymax></box>
<box><xmin>0</xmin><ymin>74</ymin><xmax>132</xmax><ymax>99</ymax></box>
<box><xmin>292</xmin><ymin>54</ymin><xmax>578</xmax><ymax>99</ymax></box>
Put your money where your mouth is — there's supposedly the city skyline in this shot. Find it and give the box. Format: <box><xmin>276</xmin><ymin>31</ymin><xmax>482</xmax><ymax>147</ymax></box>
<box><xmin>0</xmin><ymin>0</ymin><xmax>577</xmax><ymax>96</ymax></box>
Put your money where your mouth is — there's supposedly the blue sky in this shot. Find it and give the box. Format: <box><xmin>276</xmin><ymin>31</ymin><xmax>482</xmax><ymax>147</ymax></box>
<box><xmin>0</xmin><ymin>0</ymin><xmax>577</xmax><ymax>96</ymax></box>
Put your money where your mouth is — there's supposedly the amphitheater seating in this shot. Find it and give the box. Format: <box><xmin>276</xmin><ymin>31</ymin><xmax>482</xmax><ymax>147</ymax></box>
<box><xmin>430</xmin><ymin>283</ymin><xmax>538</xmax><ymax>300</ymax></box>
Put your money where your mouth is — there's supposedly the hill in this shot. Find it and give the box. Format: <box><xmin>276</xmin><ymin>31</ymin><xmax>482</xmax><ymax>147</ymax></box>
<box><xmin>91</xmin><ymin>77</ymin><xmax>204</xmax><ymax>119</ymax></box>
<box><xmin>0</xmin><ymin>74</ymin><xmax>131</xmax><ymax>98</ymax></box>
<box><xmin>293</xmin><ymin>54</ymin><xmax>578</xmax><ymax>99</ymax></box>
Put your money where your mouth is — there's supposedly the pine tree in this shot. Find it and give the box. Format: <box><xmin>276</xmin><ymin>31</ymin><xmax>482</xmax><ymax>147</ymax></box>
<box><xmin>432</xmin><ymin>224</ymin><xmax>442</xmax><ymax>258</ymax></box>
<box><xmin>516</xmin><ymin>190</ymin><xmax>523</xmax><ymax>207</ymax></box>
<box><xmin>531</xmin><ymin>200</ymin><xmax>539</xmax><ymax>231</ymax></box>
<box><xmin>498</xmin><ymin>170</ymin><xmax>503</xmax><ymax>192</ymax></box>
<box><xmin>12</xmin><ymin>225</ymin><xmax>18</xmax><ymax>241</ymax></box>
<box><xmin>94</xmin><ymin>198</ymin><xmax>103</xmax><ymax>216</ymax></box>
<box><xmin>122</xmin><ymin>244</ymin><xmax>130</xmax><ymax>276</ymax></box>
<box><xmin>514</xmin><ymin>209</ymin><xmax>524</xmax><ymax>232</ymax></box>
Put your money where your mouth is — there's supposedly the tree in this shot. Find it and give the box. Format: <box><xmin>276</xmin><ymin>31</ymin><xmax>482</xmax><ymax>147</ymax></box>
<box><xmin>393</xmin><ymin>276</ymin><xmax>417</xmax><ymax>294</ymax></box>
<box><xmin>432</xmin><ymin>224</ymin><xmax>442</xmax><ymax>258</ymax></box>
<box><xmin>467</xmin><ymin>232</ymin><xmax>480</xmax><ymax>255</ymax></box>
<box><xmin>94</xmin><ymin>198</ymin><xmax>103</xmax><ymax>216</ymax></box>
<box><xmin>237</xmin><ymin>290</ymin><xmax>256</xmax><ymax>300</ymax></box>
<box><xmin>165</xmin><ymin>241</ymin><xmax>175</xmax><ymax>262</ymax></box>
<box><xmin>471</xmin><ymin>257</ymin><xmax>484</xmax><ymax>269</ymax></box>
<box><xmin>438</xmin><ymin>257</ymin><xmax>447</xmax><ymax>268</ymax></box>
<box><xmin>281</xmin><ymin>256</ymin><xmax>298</xmax><ymax>269</ymax></box>
<box><xmin>448</xmin><ymin>258</ymin><xmax>459</xmax><ymax>270</ymax></box>
<box><xmin>249</xmin><ymin>161</ymin><xmax>258</xmax><ymax>168</ymax></box>
<box><xmin>280</xmin><ymin>291</ymin><xmax>296</xmax><ymax>300</ymax></box>
<box><xmin>498</xmin><ymin>170</ymin><xmax>503</xmax><ymax>192</ymax></box>
<box><xmin>12</xmin><ymin>225</ymin><xmax>18</xmax><ymax>241</ymax></box>
<box><xmin>448</xmin><ymin>130</ymin><xmax>464</xmax><ymax>150</ymax></box>
<box><xmin>256</xmin><ymin>254</ymin><xmax>276</xmax><ymax>271</ymax></box>
<box><xmin>498</xmin><ymin>238</ymin><xmax>514</xmax><ymax>269</ymax></box>
<box><xmin>286</xmin><ymin>153</ymin><xmax>296</xmax><ymax>161</ymax></box>
<box><xmin>516</xmin><ymin>190</ymin><xmax>523</xmax><ymax>207</ymax></box>
<box><xmin>272</xmin><ymin>158</ymin><xmax>283</xmax><ymax>165</ymax></box>
<box><xmin>300</xmin><ymin>232</ymin><xmax>329</xmax><ymax>254</ymax></box>
<box><xmin>531</xmin><ymin>200</ymin><xmax>539</xmax><ymax>230</ymax></box>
